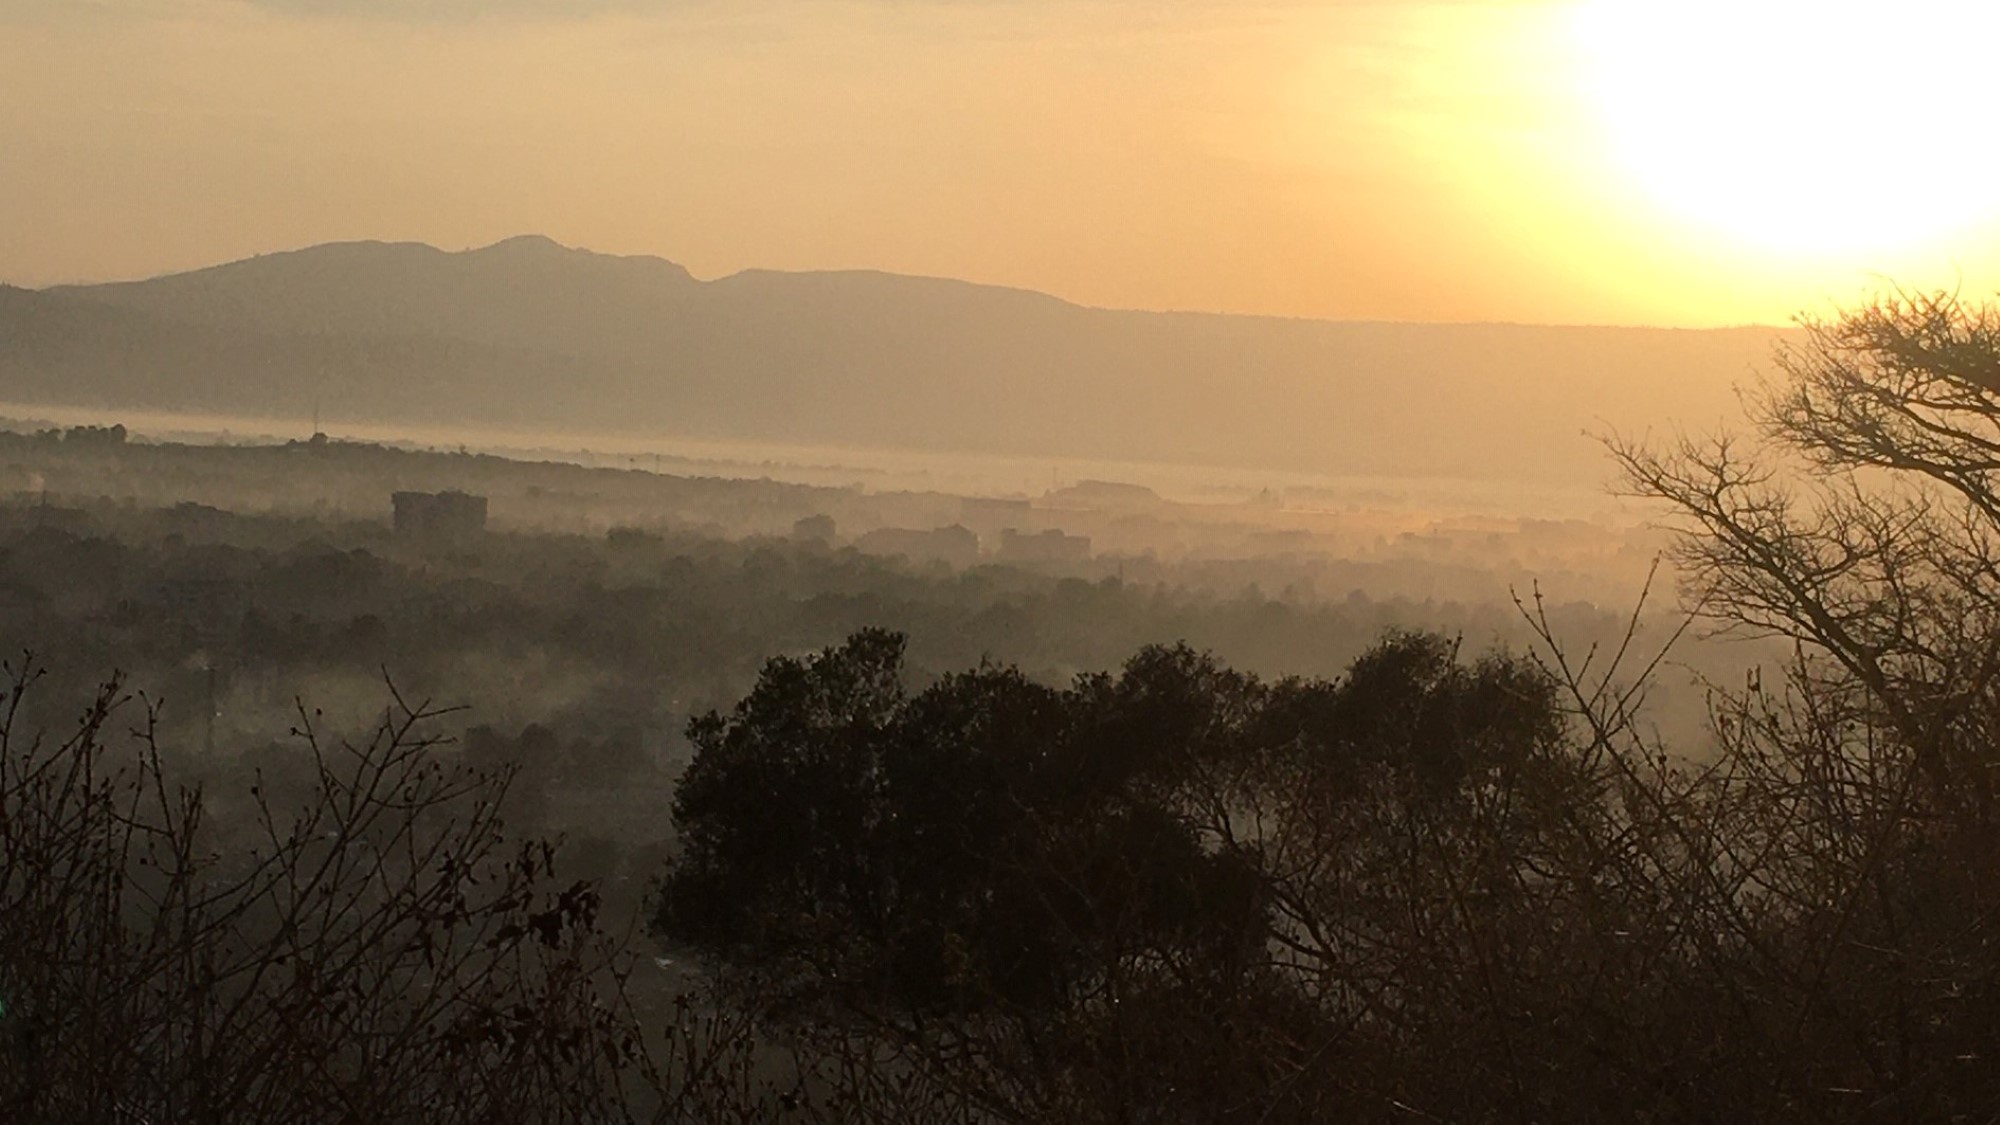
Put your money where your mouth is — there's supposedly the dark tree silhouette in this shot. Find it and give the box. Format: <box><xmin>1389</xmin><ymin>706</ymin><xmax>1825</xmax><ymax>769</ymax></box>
<box><xmin>652</xmin><ymin>628</ymin><xmax>1594</xmax><ymax>1122</ymax></box>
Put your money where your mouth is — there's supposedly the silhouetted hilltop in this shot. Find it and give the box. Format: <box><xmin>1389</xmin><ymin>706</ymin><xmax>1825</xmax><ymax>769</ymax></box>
<box><xmin>2</xmin><ymin>238</ymin><xmax>1785</xmax><ymax>483</ymax></box>
<box><xmin>53</xmin><ymin>236</ymin><xmax>698</xmax><ymax>351</ymax></box>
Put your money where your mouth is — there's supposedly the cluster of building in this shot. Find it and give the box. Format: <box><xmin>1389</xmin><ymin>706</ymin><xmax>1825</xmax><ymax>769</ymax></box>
<box><xmin>385</xmin><ymin>492</ymin><xmax>1097</xmax><ymax>568</ymax></box>
<box><xmin>805</xmin><ymin>517</ymin><xmax>1093</xmax><ymax>567</ymax></box>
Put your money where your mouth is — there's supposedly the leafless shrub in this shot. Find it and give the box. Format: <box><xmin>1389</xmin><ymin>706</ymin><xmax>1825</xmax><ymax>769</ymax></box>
<box><xmin>0</xmin><ymin>660</ymin><xmax>781</xmax><ymax>1124</ymax></box>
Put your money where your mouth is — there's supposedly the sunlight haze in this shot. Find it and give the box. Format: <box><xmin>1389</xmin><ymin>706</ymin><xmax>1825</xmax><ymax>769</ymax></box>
<box><xmin>1572</xmin><ymin>0</ymin><xmax>2000</xmax><ymax>259</ymax></box>
<box><xmin>3</xmin><ymin>0</ymin><xmax>1996</xmax><ymax>325</ymax></box>
<box><xmin>17</xmin><ymin>3</ymin><xmax>2000</xmax><ymax>1115</ymax></box>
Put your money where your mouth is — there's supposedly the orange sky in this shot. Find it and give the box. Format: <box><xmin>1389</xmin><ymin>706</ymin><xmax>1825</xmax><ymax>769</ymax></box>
<box><xmin>4</xmin><ymin>0</ymin><xmax>1997</xmax><ymax>326</ymax></box>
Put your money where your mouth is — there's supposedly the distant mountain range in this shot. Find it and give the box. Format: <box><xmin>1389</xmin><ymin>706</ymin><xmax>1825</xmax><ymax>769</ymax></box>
<box><xmin>0</xmin><ymin>236</ymin><xmax>1784</xmax><ymax>485</ymax></box>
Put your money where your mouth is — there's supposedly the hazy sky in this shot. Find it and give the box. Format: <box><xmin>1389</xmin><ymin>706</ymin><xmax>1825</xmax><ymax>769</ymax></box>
<box><xmin>5</xmin><ymin>0</ymin><xmax>1997</xmax><ymax>325</ymax></box>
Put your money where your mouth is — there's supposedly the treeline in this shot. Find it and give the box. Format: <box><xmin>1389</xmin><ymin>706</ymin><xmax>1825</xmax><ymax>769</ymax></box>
<box><xmin>0</xmin><ymin>490</ymin><xmax>1655</xmax><ymax>989</ymax></box>
<box><xmin>0</xmin><ymin>496</ymin><xmax>1635</xmax><ymax>765</ymax></box>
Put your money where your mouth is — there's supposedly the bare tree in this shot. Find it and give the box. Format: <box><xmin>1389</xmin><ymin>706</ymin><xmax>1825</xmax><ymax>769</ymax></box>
<box><xmin>1605</xmin><ymin>290</ymin><xmax>2000</xmax><ymax>1118</ymax></box>
<box><xmin>0</xmin><ymin>660</ymin><xmax>777</xmax><ymax>1124</ymax></box>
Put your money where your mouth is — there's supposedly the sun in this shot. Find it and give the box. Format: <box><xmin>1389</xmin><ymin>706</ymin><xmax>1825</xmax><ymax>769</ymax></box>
<box><xmin>1568</xmin><ymin>0</ymin><xmax>2000</xmax><ymax>258</ymax></box>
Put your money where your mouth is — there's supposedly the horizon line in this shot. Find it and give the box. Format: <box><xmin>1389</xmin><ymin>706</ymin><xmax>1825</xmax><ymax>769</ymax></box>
<box><xmin>10</xmin><ymin>233</ymin><xmax>1793</xmax><ymax>334</ymax></box>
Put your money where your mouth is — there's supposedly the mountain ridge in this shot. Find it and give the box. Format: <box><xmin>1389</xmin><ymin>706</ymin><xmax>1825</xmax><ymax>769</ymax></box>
<box><xmin>2</xmin><ymin>236</ymin><xmax>1786</xmax><ymax>485</ymax></box>
<box><xmin>38</xmin><ymin>235</ymin><xmax>1780</xmax><ymax>333</ymax></box>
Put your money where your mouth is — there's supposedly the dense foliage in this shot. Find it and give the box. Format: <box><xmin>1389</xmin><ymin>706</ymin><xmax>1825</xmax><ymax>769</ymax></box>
<box><xmin>654</xmin><ymin>629</ymin><xmax>1613</xmax><ymax>1121</ymax></box>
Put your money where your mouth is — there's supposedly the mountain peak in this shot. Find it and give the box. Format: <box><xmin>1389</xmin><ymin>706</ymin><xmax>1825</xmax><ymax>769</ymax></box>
<box><xmin>460</xmin><ymin>235</ymin><xmax>696</xmax><ymax>284</ymax></box>
<box><xmin>473</xmin><ymin>234</ymin><xmax>573</xmax><ymax>255</ymax></box>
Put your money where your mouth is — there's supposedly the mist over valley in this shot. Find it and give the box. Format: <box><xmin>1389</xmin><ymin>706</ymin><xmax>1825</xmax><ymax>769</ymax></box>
<box><xmin>8</xmin><ymin>0</ymin><xmax>1990</xmax><ymax>1117</ymax></box>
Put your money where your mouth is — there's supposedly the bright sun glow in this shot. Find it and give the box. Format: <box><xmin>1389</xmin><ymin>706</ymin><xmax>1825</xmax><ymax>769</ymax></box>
<box><xmin>1570</xmin><ymin>0</ymin><xmax>2000</xmax><ymax>257</ymax></box>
